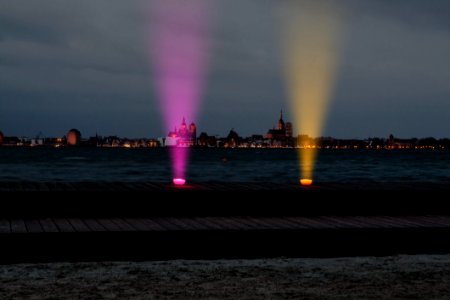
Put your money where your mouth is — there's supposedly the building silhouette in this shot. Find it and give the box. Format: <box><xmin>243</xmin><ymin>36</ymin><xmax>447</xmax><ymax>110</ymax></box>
<box><xmin>265</xmin><ymin>110</ymin><xmax>293</xmax><ymax>147</ymax></box>
<box><xmin>226</xmin><ymin>129</ymin><xmax>241</xmax><ymax>148</ymax></box>
<box><xmin>198</xmin><ymin>132</ymin><xmax>217</xmax><ymax>147</ymax></box>
<box><xmin>166</xmin><ymin>117</ymin><xmax>197</xmax><ymax>147</ymax></box>
<box><xmin>286</xmin><ymin>122</ymin><xmax>293</xmax><ymax>138</ymax></box>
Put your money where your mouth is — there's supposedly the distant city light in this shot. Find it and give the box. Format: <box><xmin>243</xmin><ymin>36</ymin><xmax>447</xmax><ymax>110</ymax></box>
<box><xmin>173</xmin><ymin>178</ymin><xmax>186</xmax><ymax>186</ymax></box>
<box><xmin>300</xmin><ymin>179</ymin><xmax>313</xmax><ymax>186</ymax></box>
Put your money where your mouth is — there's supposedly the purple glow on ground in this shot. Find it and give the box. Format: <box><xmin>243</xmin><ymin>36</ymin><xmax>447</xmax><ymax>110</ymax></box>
<box><xmin>149</xmin><ymin>0</ymin><xmax>213</xmax><ymax>180</ymax></box>
<box><xmin>173</xmin><ymin>177</ymin><xmax>186</xmax><ymax>186</ymax></box>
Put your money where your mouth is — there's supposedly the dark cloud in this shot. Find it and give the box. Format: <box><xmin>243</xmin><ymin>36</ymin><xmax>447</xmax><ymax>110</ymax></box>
<box><xmin>1</xmin><ymin>0</ymin><xmax>450</xmax><ymax>138</ymax></box>
<box><xmin>328</xmin><ymin>0</ymin><xmax>450</xmax><ymax>138</ymax></box>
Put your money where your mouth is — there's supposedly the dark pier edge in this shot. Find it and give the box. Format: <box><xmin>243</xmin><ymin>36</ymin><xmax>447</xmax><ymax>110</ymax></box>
<box><xmin>0</xmin><ymin>181</ymin><xmax>449</xmax><ymax>217</ymax></box>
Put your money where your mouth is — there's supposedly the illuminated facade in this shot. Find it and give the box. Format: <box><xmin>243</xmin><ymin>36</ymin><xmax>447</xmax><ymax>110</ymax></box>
<box><xmin>67</xmin><ymin>129</ymin><xmax>81</xmax><ymax>146</ymax></box>
<box><xmin>166</xmin><ymin>117</ymin><xmax>197</xmax><ymax>147</ymax></box>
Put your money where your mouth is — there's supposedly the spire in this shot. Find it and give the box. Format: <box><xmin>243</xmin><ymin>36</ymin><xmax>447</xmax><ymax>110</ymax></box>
<box><xmin>182</xmin><ymin>116</ymin><xmax>186</xmax><ymax>125</ymax></box>
<box><xmin>277</xmin><ymin>110</ymin><xmax>285</xmax><ymax>131</ymax></box>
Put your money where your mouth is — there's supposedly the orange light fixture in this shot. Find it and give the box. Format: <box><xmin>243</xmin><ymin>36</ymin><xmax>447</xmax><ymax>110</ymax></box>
<box><xmin>300</xmin><ymin>179</ymin><xmax>313</xmax><ymax>186</ymax></box>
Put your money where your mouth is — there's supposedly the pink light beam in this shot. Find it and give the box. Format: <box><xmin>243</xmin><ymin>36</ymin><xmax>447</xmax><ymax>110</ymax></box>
<box><xmin>148</xmin><ymin>0</ymin><xmax>213</xmax><ymax>181</ymax></box>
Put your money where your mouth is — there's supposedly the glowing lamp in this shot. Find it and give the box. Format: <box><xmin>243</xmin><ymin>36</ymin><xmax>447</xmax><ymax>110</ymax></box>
<box><xmin>173</xmin><ymin>178</ymin><xmax>186</xmax><ymax>186</ymax></box>
<box><xmin>300</xmin><ymin>179</ymin><xmax>313</xmax><ymax>186</ymax></box>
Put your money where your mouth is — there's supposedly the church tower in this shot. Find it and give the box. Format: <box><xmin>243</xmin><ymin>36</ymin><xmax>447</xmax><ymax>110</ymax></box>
<box><xmin>178</xmin><ymin>117</ymin><xmax>188</xmax><ymax>137</ymax></box>
<box><xmin>277</xmin><ymin>110</ymin><xmax>286</xmax><ymax>131</ymax></box>
<box><xmin>189</xmin><ymin>122</ymin><xmax>197</xmax><ymax>145</ymax></box>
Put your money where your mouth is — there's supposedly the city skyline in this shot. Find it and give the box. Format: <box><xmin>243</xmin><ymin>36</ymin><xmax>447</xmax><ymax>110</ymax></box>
<box><xmin>2</xmin><ymin>109</ymin><xmax>450</xmax><ymax>142</ymax></box>
<box><xmin>1</xmin><ymin>0</ymin><xmax>450</xmax><ymax>138</ymax></box>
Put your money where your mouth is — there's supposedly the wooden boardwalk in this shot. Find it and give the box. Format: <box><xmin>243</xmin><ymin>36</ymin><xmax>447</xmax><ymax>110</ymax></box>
<box><xmin>0</xmin><ymin>215</ymin><xmax>449</xmax><ymax>262</ymax></box>
<box><xmin>1</xmin><ymin>215</ymin><xmax>450</xmax><ymax>263</ymax></box>
<box><xmin>1</xmin><ymin>216</ymin><xmax>450</xmax><ymax>234</ymax></box>
<box><xmin>1</xmin><ymin>182</ymin><xmax>450</xmax><ymax>262</ymax></box>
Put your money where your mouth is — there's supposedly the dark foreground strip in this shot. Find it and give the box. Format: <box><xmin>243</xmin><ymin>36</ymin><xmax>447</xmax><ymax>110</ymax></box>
<box><xmin>1</xmin><ymin>181</ymin><xmax>450</xmax><ymax>217</ymax></box>
<box><xmin>0</xmin><ymin>216</ymin><xmax>450</xmax><ymax>263</ymax></box>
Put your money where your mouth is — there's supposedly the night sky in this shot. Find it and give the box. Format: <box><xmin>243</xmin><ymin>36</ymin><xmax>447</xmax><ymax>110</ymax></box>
<box><xmin>1</xmin><ymin>0</ymin><xmax>450</xmax><ymax>138</ymax></box>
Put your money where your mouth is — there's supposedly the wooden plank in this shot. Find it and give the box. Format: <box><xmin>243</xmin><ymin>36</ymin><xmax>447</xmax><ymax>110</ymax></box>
<box><xmin>192</xmin><ymin>217</ymin><xmax>228</xmax><ymax>230</ymax></box>
<box><xmin>231</xmin><ymin>217</ymin><xmax>268</xmax><ymax>229</ymax></box>
<box><xmin>264</xmin><ymin>217</ymin><xmax>311</xmax><ymax>229</ymax></box>
<box><xmin>203</xmin><ymin>217</ymin><xmax>247</xmax><ymax>230</ymax></box>
<box><xmin>213</xmin><ymin>217</ymin><xmax>253</xmax><ymax>230</ymax></box>
<box><xmin>277</xmin><ymin>217</ymin><xmax>315</xmax><ymax>229</ymax></box>
<box><xmin>345</xmin><ymin>216</ymin><xmax>387</xmax><ymax>228</ymax></box>
<box><xmin>392</xmin><ymin>216</ymin><xmax>430</xmax><ymax>227</ymax></box>
<box><xmin>152</xmin><ymin>218</ymin><xmax>184</xmax><ymax>231</ymax></box>
<box><xmin>314</xmin><ymin>217</ymin><xmax>357</xmax><ymax>228</ymax></box>
<box><xmin>397</xmin><ymin>216</ymin><xmax>431</xmax><ymax>227</ymax></box>
<box><xmin>332</xmin><ymin>217</ymin><xmax>379</xmax><ymax>228</ymax></box>
<box><xmin>355</xmin><ymin>216</ymin><xmax>404</xmax><ymax>228</ymax></box>
<box><xmin>405</xmin><ymin>216</ymin><xmax>448</xmax><ymax>228</ymax></box>
<box><xmin>53</xmin><ymin>218</ymin><xmax>76</xmax><ymax>232</ymax></box>
<box><xmin>319</xmin><ymin>217</ymin><xmax>365</xmax><ymax>229</ymax></box>
<box><xmin>286</xmin><ymin>217</ymin><xmax>336</xmax><ymax>229</ymax></box>
<box><xmin>235</xmin><ymin>217</ymin><xmax>275</xmax><ymax>230</ymax></box>
<box><xmin>176</xmin><ymin>218</ymin><xmax>212</xmax><ymax>230</ymax></box>
<box><xmin>140</xmin><ymin>218</ymin><xmax>168</xmax><ymax>231</ymax></box>
<box><xmin>382</xmin><ymin>216</ymin><xmax>425</xmax><ymax>228</ymax></box>
<box><xmin>25</xmin><ymin>219</ymin><xmax>43</xmax><ymax>233</ymax></box>
<box><xmin>269</xmin><ymin>217</ymin><xmax>307</xmax><ymax>229</ymax></box>
<box><xmin>0</xmin><ymin>219</ymin><xmax>10</xmax><ymax>233</ymax></box>
<box><xmin>240</xmin><ymin>217</ymin><xmax>276</xmax><ymax>230</ymax></box>
<box><xmin>83</xmin><ymin>219</ymin><xmax>107</xmax><ymax>232</ymax></box>
<box><xmin>110</xmin><ymin>219</ymin><xmax>137</xmax><ymax>231</ymax></box>
<box><xmin>39</xmin><ymin>218</ymin><xmax>59</xmax><ymax>233</ymax></box>
<box><xmin>163</xmin><ymin>218</ymin><xmax>196</xmax><ymax>230</ymax></box>
<box><xmin>121</xmin><ymin>218</ymin><xmax>157</xmax><ymax>231</ymax></box>
<box><xmin>249</xmin><ymin>217</ymin><xmax>303</xmax><ymax>229</ymax></box>
<box><xmin>96</xmin><ymin>219</ymin><xmax>124</xmax><ymax>231</ymax></box>
<box><xmin>351</xmin><ymin>216</ymin><xmax>393</xmax><ymax>228</ymax></box>
<box><xmin>424</xmin><ymin>216</ymin><xmax>450</xmax><ymax>227</ymax></box>
<box><xmin>366</xmin><ymin>216</ymin><xmax>410</xmax><ymax>228</ymax></box>
<box><xmin>67</xmin><ymin>218</ymin><xmax>91</xmax><ymax>232</ymax></box>
<box><xmin>10</xmin><ymin>219</ymin><xmax>27</xmax><ymax>233</ymax></box>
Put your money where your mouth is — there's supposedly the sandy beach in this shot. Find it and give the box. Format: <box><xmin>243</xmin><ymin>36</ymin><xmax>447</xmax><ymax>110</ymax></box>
<box><xmin>1</xmin><ymin>255</ymin><xmax>450</xmax><ymax>299</ymax></box>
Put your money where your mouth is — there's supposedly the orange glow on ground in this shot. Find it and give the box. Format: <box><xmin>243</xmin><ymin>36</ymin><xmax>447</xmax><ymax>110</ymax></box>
<box><xmin>300</xmin><ymin>179</ymin><xmax>313</xmax><ymax>186</ymax></box>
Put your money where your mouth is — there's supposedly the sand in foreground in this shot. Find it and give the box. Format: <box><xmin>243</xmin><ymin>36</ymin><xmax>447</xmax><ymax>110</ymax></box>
<box><xmin>1</xmin><ymin>255</ymin><xmax>450</xmax><ymax>299</ymax></box>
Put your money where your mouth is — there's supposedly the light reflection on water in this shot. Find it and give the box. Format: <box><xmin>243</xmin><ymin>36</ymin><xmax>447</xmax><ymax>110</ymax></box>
<box><xmin>0</xmin><ymin>148</ymin><xmax>449</xmax><ymax>183</ymax></box>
